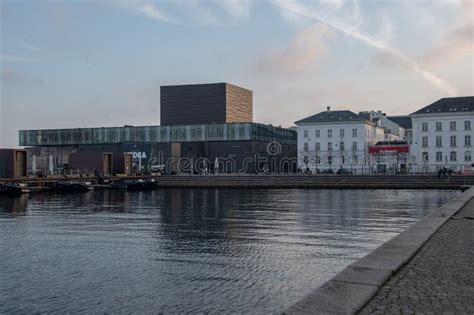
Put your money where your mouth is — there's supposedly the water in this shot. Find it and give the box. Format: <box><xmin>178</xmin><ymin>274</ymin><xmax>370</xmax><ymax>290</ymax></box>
<box><xmin>0</xmin><ymin>189</ymin><xmax>459</xmax><ymax>313</ymax></box>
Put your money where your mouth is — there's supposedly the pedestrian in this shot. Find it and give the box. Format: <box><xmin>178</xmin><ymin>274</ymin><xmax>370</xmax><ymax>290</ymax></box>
<box><xmin>437</xmin><ymin>168</ymin><xmax>442</xmax><ymax>179</ymax></box>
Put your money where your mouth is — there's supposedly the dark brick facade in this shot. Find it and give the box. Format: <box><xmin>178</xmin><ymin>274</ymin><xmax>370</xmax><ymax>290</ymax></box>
<box><xmin>160</xmin><ymin>83</ymin><xmax>252</xmax><ymax>125</ymax></box>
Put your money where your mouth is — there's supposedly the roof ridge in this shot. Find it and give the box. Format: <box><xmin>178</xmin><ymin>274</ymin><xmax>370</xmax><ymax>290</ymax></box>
<box><xmin>295</xmin><ymin>109</ymin><xmax>369</xmax><ymax>124</ymax></box>
<box><xmin>411</xmin><ymin>96</ymin><xmax>474</xmax><ymax>115</ymax></box>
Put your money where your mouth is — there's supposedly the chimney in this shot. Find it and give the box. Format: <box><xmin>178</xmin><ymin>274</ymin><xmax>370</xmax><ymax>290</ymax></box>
<box><xmin>327</xmin><ymin>106</ymin><xmax>331</xmax><ymax>113</ymax></box>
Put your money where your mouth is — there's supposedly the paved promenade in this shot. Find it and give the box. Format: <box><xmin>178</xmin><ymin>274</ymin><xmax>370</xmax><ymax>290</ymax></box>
<box><xmin>359</xmin><ymin>198</ymin><xmax>474</xmax><ymax>314</ymax></box>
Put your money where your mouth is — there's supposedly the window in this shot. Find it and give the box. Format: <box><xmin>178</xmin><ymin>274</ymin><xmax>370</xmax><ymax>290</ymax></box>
<box><xmin>450</xmin><ymin>121</ymin><xmax>456</xmax><ymax>131</ymax></box>
<box><xmin>450</xmin><ymin>151</ymin><xmax>457</xmax><ymax>162</ymax></box>
<box><xmin>328</xmin><ymin>142</ymin><xmax>333</xmax><ymax>151</ymax></box>
<box><xmin>422</xmin><ymin>152</ymin><xmax>429</xmax><ymax>163</ymax></box>
<box><xmin>450</xmin><ymin>135</ymin><xmax>457</xmax><ymax>147</ymax></box>
<box><xmin>315</xmin><ymin>142</ymin><xmax>321</xmax><ymax>151</ymax></box>
<box><xmin>328</xmin><ymin>129</ymin><xmax>332</xmax><ymax>138</ymax></box>
<box><xmin>340</xmin><ymin>142</ymin><xmax>345</xmax><ymax>151</ymax></box>
<box><xmin>352</xmin><ymin>128</ymin><xmax>357</xmax><ymax>137</ymax></box>
<box><xmin>340</xmin><ymin>129</ymin><xmax>345</xmax><ymax>138</ymax></box>
<box><xmin>352</xmin><ymin>141</ymin><xmax>357</xmax><ymax>150</ymax></box>
<box><xmin>436</xmin><ymin>136</ymin><xmax>442</xmax><ymax>147</ymax></box>
<box><xmin>315</xmin><ymin>130</ymin><xmax>320</xmax><ymax>138</ymax></box>
<box><xmin>436</xmin><ymin>122</ymin><xmax>442</xmax><ymax>131</ymax></box>
<box><xmin>465</xmin><ymin>135</ymin><xmax>471</xmax><ymax>147</ymax></box>
<box><xmin>303</xmin><ymin>130</ymin><xmax>308</xmax><ymax>138</ymax></box>
<box><xmin>422</xmin><ymin>122</ymin><xmax>428</xmax><ymax>132</ymax></box>
<box><xmin>465</xmin><ymin>121</ymin><xmax>471</xmax><ymax>131</ymax></box>
<box><xmin>303</xmin><ymin>142</ymin><xmax>308</xmax><ymax>152</ymax></box>
<box><xmin>465</xmin><ymin>151</ymin><xmax>472</xmax><ymax>162</ymax></box>
<box><xmin>436</xmin><ymin>151</ymin><xmax>443</xmax><ymax>162</ymax></box>
<box><xmin>422</xmin><ymin>136</ymin><xmax>428</xmax><ymax>148</ymax></box>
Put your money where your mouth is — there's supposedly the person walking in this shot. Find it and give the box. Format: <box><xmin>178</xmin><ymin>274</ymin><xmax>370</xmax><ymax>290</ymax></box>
<box><xmin>447</xmin><ymin>168</ymin><xmax>453</xmax><ymax>182</ymax></box>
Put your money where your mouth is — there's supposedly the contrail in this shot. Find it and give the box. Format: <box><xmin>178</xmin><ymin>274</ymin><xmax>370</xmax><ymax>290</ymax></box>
<box><xmin>275</xmin><ymin>1</ymin><xmax>457</xmax><ymax>96</ymax></box>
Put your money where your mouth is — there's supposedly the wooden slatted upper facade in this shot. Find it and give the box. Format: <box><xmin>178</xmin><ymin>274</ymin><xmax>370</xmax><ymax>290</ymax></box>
<box><xmin>160</xmin><ymin>83</ymin><xmax>252</xmax><ymax>125</ymax></box>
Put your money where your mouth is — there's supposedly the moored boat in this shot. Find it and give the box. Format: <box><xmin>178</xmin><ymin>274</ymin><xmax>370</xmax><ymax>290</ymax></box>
<box><xmin>3</xmin><ymin>183</ymin><xmax>30</xmax><ymax>196</ymax></box>
<box><xmin>124</xmin><ymin>179</ymin><xmax>158</xmax><ymax>191</ymax></box>
<box><xmin>54</xmin><ymin>181</ymin><xmax>94</xmax><ymax>193</ymax></box>
<box><xmin>108</xmin><ymin>182</ymin><xmax>128</xmax><ymax>190</ymax></box>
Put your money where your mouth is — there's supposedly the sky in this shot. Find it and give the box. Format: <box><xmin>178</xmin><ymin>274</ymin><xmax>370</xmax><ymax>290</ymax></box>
<box><xmin>1</xmin><ymin>0</ymin><xmax>473</xmax><ymax>147</ymax></box>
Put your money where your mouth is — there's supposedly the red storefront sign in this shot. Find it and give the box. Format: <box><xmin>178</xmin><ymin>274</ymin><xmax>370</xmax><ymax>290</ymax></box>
<box><xmin>368</xmin><ymin>144</ymin><xmax>409</xmax><ymax>154</ymax></box>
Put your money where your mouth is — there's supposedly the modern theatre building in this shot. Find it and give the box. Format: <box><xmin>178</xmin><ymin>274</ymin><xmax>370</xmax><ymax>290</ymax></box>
<box><xmin>19</xmin><ymin>83</ymin><xmax>297</xmax><ymax>175</ymax></box>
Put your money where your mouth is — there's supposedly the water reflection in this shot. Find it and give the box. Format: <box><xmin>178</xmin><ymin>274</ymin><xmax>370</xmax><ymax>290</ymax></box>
<box><xmin>0</xmin><ymin>189</ymin><xmax>459</xmax><ymax>313</ymax></box>
<box><xmin>0</xmin><ymin>194</ymin><xmax>29</xmax><ymax>216</ymax></box>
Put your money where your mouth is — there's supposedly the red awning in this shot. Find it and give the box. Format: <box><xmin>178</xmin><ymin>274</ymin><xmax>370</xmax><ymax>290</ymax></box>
<box><xmin>368</xmin><ymin>145</ymin><xmax>409</xmax><ymax>154</ymax></box>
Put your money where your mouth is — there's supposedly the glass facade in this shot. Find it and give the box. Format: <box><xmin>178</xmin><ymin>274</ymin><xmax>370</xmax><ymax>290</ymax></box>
<box><xmin>19</xmin><ymin>123</ymin><xmax>296</xmax><ymax>146</ymax></box>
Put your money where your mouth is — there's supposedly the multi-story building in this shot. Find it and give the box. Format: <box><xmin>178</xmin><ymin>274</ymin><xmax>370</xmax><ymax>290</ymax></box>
<box><xmin>295</xmin><ymin>107</ymin><xmax>405</xmax><ymax>174</ymax></box>
<box><xmin>386</xmin><ymin>116</ymin><xmax>413</xmax><ymax>144</ymax></box>
<box><xmin>411</xmin><ymin>96</ymin><xmax>474</xmax><ymax>173</ymax></box>
<box><xmin>0</xmin><ymin>149</ymin><xmax>27</xmax><ymax>178</ymax></box>
<box><xmin>19</xmin><ymin>83</ymin><xmax>297</xmax><ymax>176</ymax></box>
<box><xmin>160</xmin><ymin>83</ymin><xmax>252</xmax><ymax>125</ymax></box>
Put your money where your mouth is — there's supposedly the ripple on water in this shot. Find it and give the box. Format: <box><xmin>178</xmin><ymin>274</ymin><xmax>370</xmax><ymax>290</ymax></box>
<box><xmin>0</xmin><ymin>188</ymin><xmax>459</xmax><ymax>313</ymax></box>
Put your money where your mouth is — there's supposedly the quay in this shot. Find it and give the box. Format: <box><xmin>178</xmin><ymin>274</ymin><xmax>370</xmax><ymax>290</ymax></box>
<box><xmin>155</xmin><ymin>174</ymin><xmax>474</xmax><ymax>190</ymax></box>
<box><xmin>0</xmin><ymin>175</ymin><xmax>473</xmax><ymax>193</ymax></box>
<box><xmin>284</xmin><ymin>186</ymin><xmax>474</xmax><ymax>314</ymax></box>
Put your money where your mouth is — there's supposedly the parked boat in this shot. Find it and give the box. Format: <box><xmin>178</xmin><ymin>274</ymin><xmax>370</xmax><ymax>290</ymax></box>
<box><xmin>108</xmin><ymin>182</ymin><xmax>128</xmax><ymax>190</ymax></box>
<box><xmin>54</xmin><ymin>181</ymin><xmax>94</xmax><ymax>193</ymax></box>
<box><xmin>3</xmin><ymin>183</ymin><xmax>30</xmax><ymax>196</ymax></box>
<box><xmin>124</xmin><ymin>179</ymin><xmax>158</xmax><ymax>191</ymax></box>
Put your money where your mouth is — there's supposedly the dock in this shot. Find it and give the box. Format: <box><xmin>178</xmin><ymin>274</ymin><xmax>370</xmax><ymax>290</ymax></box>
<box><xmin>155</xmin><ymin>174</ymin><xmax>474</xmax><ymax>190</ymax></box>
<box><xmin>1</xmin><ymin>175</ymin><xmax>473</xmax><ymax>193</ymax></box>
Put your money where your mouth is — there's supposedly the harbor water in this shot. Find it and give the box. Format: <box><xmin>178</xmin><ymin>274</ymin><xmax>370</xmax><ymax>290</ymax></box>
<box><xmin>0</xmin><ymin>189</ymin><xmax>459</xmax><ymax>313</ymax></box>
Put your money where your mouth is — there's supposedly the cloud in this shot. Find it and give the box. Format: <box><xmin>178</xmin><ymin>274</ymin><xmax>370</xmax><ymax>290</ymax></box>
<box><xmin>171</xmin><ymin>0</ymin><xmax>252</xmax><ymax>25</ymax></box>
<box><xmin>0</xmin><ymin>68</ymin><xmax>43</xmax><ymax>85</ymax></box>
<box><xmin>373</xmin><ymin>0</ymin><xmax>472</xmax><ymax>77</ymax></box>
<box><xmin>321</xmin><ymin>0</ymin><xmax>344</xmax><ymax>10</ymax></box>
<box><xmin>372</xmin><ymin>51</ymin><xmax>409</xmax><ymax>70</ymax></box>
<box><xmin>0</xmin><ymin>40</ymin><xmax>39</xmax><ymax>51</ymax></box>
<box><xmin>421</xmin><ymin>24</ymin><xmax>473</xmax><ymax>67</ymax></box>
<box><xmin>273</xmin><ymin>0</ymin><xmax>457</xmax><ymax>96</ymax></box>
<box><xmin>256</xmin><ymin>23</ymin><xmax>335</xmax><ymax>74</ymax></box>
<box><xmin>217</xmin><ymin>0</ymin><xmax>253</xmax><ymax>21</ymax></box>
<box><xmin>112</xmin><ymin>1</ymin><xmax>178</xmax><ymax>24</ymax></box>
<box><xmin>374</xmin><ymin>12</ymin><xmax>395</xmax><ymax>44</ymax></box>
<box><xmin>0</xmin><ymin>54</ymin><xmax>38</xmax><ymax>62</ymax></box>
<box><xmin>176</xmin><ymin>0</ymin><xmax>221</xmax><ymax>25</ymax></box>
<box><xmin>419</xmin><ymin>0</ymin><xmax>473</xmax><ymax>67</ymax></box>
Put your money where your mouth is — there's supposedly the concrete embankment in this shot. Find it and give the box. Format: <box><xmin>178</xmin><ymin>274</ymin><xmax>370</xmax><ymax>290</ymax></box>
<box><xmin>283</xmin><ymin>186</ymin><xmax>474</xmax><ymax>314</ymax></box>
<box><xmin>359</xmin><ymin>196</ymin><xmax>474</xmax><ymax>314</ymax></box>
<box><xmin>156</xmin><ymin>175</ymin><xmax>474</xmax><ymax>190</ymax></box>
<box><xmin>1</xmin><ymin>175</ymin><xmax>473</xmax><ymax>191</ymax></box>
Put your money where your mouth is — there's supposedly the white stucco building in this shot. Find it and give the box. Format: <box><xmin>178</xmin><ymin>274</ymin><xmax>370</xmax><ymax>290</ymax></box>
<box><xmin>295</xmin><ymin>107</ymin><xmax>405</xmax><ymax>174</ymax></box>
<box><xmin>387</xmin><ymin>116</ymin><xmax>413</xmax><ymax>144</ymax></box>
<box><xmin>411</xmin><ymin>96</ymin><xmax>474</xmax><ymax>173</ymax></box>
